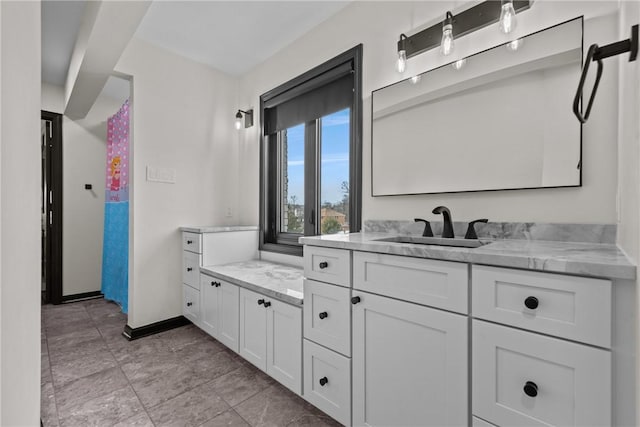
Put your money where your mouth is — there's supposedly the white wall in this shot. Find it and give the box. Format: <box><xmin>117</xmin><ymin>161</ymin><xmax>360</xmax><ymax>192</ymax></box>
<box><xmin>237</xmin><ymin>1</ymin><xmax>621</xmax><ymax>225</ymax></box>
<box><xmin>0</xmin><ymin>1</ymin><xmax>41</xmax><ymax>424</ymax></box>
<box><xmin>42</xmin><ymin>82</ymin><xmax>125</xmax><ymax>297</ymax></box>
<box><xmin>115</xmin><ymin>38</ymin><xmax>240</xmax><ymax>328</ymax></box>
<box><xmin>615</xmin><ymin>1</ymin><xmax>640</xmax><ymax>422</ymax></box>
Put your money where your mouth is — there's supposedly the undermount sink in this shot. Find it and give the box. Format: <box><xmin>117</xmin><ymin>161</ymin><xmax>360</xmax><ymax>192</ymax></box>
<box><xmin>375</xmin><ymin>235</ymin><xmax>489</xmax><ymax>248</ymax></box>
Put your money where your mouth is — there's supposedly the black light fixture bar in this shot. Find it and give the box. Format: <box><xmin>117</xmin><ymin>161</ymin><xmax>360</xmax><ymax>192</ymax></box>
<box><xmin>398</xmin><ymin>0</ymin><xmax>531</xmax><ymax>59</ymax></box>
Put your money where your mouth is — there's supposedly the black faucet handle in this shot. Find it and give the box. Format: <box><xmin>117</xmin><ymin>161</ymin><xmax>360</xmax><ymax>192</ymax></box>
<box><xmin>464</xmin><ymin>219</ymin><xmax>489</xmax><ymax>239</ymax></box>
<box><xmin>413</xmin><ymin>218</ymin><xmax>434</xmax><ymax>237</ymax></box>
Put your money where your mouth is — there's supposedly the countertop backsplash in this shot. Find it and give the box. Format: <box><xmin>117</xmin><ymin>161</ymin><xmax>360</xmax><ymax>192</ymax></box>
<box><xmin>364</xmin><ymin>220</ymin><xmax>617</xmax><ymax>244</ymax></box>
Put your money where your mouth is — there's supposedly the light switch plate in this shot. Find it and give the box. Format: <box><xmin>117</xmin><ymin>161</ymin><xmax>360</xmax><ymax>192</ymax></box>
<box><xmin>147</xmin><ymin>166</ymin><xmax>176</xmax><ymax>184</ymax></box>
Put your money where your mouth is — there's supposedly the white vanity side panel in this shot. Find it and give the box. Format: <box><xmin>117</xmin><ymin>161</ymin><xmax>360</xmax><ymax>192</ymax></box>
<box><xmin>353</xmin><ymin>251</ymin><xmax>468</xmax><ymax>314</ymax></box>
<box><xmin>201</xmin><ymin>230</ymin><xmax>259</xmax><ymax>266</ymax></box>
<box><xmin>473</xmin><ymin>320</ymin><xmax>611</xmax><ymax>427</ymax></box>
<box><xmin>472</xmin><ymin>265</ymin><xmax>611</xmax><ymax>348</ymax></box>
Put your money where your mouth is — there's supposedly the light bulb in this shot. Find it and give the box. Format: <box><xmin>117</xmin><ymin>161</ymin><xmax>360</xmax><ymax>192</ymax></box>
<box><xmin>499</xmin><ymin>0</ymin><xmax>517</xmax><ymax>34</ymax></box>
<box><xmin>441</xmin><ymin>25</ymin><xmax>454</xmax><ymax>56</ymax></box>
<box><xmin>410</xmin><ymin>75</ymin><xmax>421</xmax><ymax>84</ymax></box>
<box><xmin>452</xmin><ymin>58</ymin><xmax>466</xmax><ymax>70</ymax></box>
<box><xmin>235</xmin><ymin>111</ymin><xmax>243</xmax><ymax>130</ymax></box>
<box><xmin>441</xmin><ymin>12</ymin><xmax>455</xmax><ymax>56</ymax></box>
<box><xmin>396</xmin><ymin>49</ymin><xmax>407</xmax><ymax>73</ymax></box>
<box><xmin>506</xmin><ymin>38</ymin><xmax>523</xmax><ymax>51</ymax></box>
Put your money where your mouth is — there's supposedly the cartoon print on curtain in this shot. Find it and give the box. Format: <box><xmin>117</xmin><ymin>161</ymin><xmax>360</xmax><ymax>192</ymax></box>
<box><xmin>102</xmin><ymin>100</ymin><xmax>129</xmax><ymax>313</ymax></box>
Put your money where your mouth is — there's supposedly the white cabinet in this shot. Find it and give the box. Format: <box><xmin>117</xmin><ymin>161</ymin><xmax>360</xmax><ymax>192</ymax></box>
<box><xmin>303</xmin><ymin>279</ymin><xmax>351</xmax><ymax>356</ymax></box>
<box><xmin>182</xmin><ymin>284</ymin><xmax>200</xmax><ymax>324</ymax></box>
<box><xmin>201</xmin><ymin>274</ymin><xmax>240</xmax><ymax>353</ymax></box>
<box><xmin>472</xmin><ymin>265</ymin><xmax>611</xmax><ymax>348</ymax></box>
<box><xmin>181</xmin><ymin>229</ymin><xmax>258</xmax><ymax>327</ymax></box>
<box><xmin>473</xmin><ymin>320</ymin><xmax>611</xmax><ymax>427</ymax></box>
<box><xmin>304</xmin><ymin>339</ymin><xmax>351</xmax><ymax>426</ymax></box>
<box><xmin>239</xmin><ymin>287</ymin><xmax>302</xmax><ymax>395</ymax></box>
<box><xmin>352</xmin><ymin>290</ymin><xmax>468</xmax><ymax>427</ymax></box>
<box><xmin>353</xmin><ymin>251</ymin><xmax>469</xmax><ymax>314</ymax></box>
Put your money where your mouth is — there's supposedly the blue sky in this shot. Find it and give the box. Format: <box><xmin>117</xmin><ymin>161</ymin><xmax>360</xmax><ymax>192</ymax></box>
<box><xmin>286</xmin><ymin>108</ymin><xmax>350</xmax><ymax>205</ymax></box>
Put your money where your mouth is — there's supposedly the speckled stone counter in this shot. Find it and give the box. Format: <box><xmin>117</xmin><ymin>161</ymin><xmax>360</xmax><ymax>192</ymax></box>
<box><xmin>300</xmin><ymin>232</ymin><xmax>636</xmax><ymax>280</ymax></box>
<box><xmin>201</xmin><ymin>261</ymin><xmax>304</xmax><ymax>305</ymax></box>
<box><xmin>180</xmin><ymin>225</ymin><xmax>258</xmax><ymax>233</ymax></box>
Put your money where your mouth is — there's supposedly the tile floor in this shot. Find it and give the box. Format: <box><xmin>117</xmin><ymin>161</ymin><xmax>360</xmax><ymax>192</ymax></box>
<box><xmin>41</xmin><ymin>298</ymin><xmax>340</xmax><ymax>427</ymax></box>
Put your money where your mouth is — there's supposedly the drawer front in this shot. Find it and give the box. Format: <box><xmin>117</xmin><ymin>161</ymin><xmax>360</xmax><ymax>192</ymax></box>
<box><xmin>303</xmin><ymin>279</ymin><xmax>351</xmax><ymax>356</ymax></box>
<box><xmin>472</xmin><ymin>265</ymin><xmax>611</xmax><ymax>348</ymax></box>
<box><xmin>182</xmin><ymin>251</ymin><xmax>201</xmax><ymax>290</ymax></box>
<box><xmin>473</xmin><ymin>321</ymin><xmax>611</xmax><ymax>427</ymax></box>
<box><xmin>353</xmin><ymin>251</ymin><xmax>468</xmax><ymax>314</ymax></box>
<box><xmin>182</xmin><ymin>232</ymin><xmax>202</xmax><ymax>253</ymax></box>
<box><xmin>303</xmin><ymin>339</ymin><xmax>351</xmax><ymax>426</ymax></box>
<box><xmin>182</xmin><ymin>284</ymin><xmax>200</xmax><ymax>325</ymax></box>
<box><xmin>304</xmin><ymin>246</ymin><xmax>350</xmax><ymax>287</ymax></box>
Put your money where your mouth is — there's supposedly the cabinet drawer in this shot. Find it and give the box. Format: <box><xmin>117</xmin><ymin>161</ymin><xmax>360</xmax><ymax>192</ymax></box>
<box><xmin>472</xmin><ymin>265</ymin><xmax>611</xmax><ymax>348</ymax></box>
<box><xmin>182</xmin><ymin>232</ymin><xmax>202</xmax><ymax>253</ymax></box>
<box><xmin>473</xmin><ymin>321</ymin><xmax>611</xmax><ymax>427</ymax></box>
<box><xmin>303</xmin><ymin>279</ymin><xmax>351</xmax><ymax>356</ymax></box>
<box><xmin>304</xmin><ymin>246</ymin><xmax>350</xmax><ymax>287</ymax></box>
<box><xmin>182</xmin><ymin>251</ymin><xmax>200</xmax><ymax>290</ymax></box>
<box><xmin>183</xmin><ymin>284</ymin><xmax>200</xmax><ymax>325</ymax></box>
<box><xmin>353</xmin><ymin>251</ymin><xmax>468</xmax><ymax>314</ymax></box>
<box><xmin>303</xmin><ymin>339</ymin><xmax>351</xmax><ymax>426</ymax></box>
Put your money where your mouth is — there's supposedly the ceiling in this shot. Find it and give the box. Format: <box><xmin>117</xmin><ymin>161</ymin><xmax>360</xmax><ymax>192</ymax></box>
<box><xmin>41</xmin><ymin>0</ymin><xmax>350</xmax><ymax>89</ymax></box>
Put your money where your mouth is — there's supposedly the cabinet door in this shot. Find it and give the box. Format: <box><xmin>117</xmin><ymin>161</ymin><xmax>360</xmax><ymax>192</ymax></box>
<box><xmin>218</xmin><ymin>281</ymin><xmax>240</xmax><ymax>353</ymax></box>
<box><xmin>266</xmin><ymin>299</ymin><xmax>302</xmax><ymax>395</ymax></box>
<box><xmin>352</xmin><ymin>291</ymin><xmax>468</xmax><ymax>427</ymax></box>
<box><xmin>239</xmin><ymin>288</ymin><xmax>267</xmax><ymax>371</ymax></box>
<box><xmin>200</xmin><ymin>275</ymin><xmax>219</xmax><ymax>338</ymax></box>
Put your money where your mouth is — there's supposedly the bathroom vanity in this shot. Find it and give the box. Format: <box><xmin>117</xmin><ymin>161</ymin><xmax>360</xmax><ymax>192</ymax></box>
<box><xmin>299</xmin><ymin>231</ymin><xmax>635</xmax><ymax>427</ymax></box>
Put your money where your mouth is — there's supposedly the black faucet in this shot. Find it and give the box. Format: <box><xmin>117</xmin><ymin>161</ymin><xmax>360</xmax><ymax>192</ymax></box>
<box><xmin>432</xmin><ymin>206</ymin><xmax>454</xmax><ymax>238</ymax></box>
<box><xmin>414</xmin><ymin>218</ymin><xmax>433</xmax><ymax>237</ymax></box>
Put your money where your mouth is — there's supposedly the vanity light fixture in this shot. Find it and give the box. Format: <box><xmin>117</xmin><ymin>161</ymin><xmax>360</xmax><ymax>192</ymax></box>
<box><xmin>235</xmin><ymin>109</ymin><xmax>253</xmax><ymax>130</ymax></box>
<box><xmin>441</xmin><ymin>12</ymin><xmax>455</xmax><ymax>56</ymax></box>
<box><xmin>395</xmin><ymin>1</ymin><xmax>530</xmax><ymax>70</ymax></box>
<box><xmin>499</xmin><ymin>0</ymin><xmax>517</xmax><ymax>34</ymax></box>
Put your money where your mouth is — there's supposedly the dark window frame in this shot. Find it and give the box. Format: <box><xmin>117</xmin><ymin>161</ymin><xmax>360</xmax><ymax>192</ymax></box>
<box><xmin>259</xmin><ymin>45</ymin><xmax>363</xmax><ymax>256</ymax></box>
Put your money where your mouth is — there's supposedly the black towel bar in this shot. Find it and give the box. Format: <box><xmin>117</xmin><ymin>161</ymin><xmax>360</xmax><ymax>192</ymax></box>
<box><xmin>573</xmin><ymin>24</ymin><xmax>638</xmax><ymax>124</ymax></box>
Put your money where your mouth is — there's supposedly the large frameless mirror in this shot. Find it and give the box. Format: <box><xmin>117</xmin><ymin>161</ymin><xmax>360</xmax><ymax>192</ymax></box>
<box><xmin>371</xmin><ymin>17</ymin><xmax>583</xmax><ymax>196</ymax></box>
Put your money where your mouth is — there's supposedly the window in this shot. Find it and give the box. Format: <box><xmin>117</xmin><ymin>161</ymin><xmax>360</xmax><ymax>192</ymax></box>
<box><xmin>260</xmin><ymin>46</ymin><xmax>362</xmax><ymax>256</ymax></box>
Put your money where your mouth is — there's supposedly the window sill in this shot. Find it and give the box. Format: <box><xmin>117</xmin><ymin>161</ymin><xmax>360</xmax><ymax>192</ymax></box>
<box><xmin>260</xmin><ymin>242</ymin><xmax>303</xmax><ymax>257</ymax></box>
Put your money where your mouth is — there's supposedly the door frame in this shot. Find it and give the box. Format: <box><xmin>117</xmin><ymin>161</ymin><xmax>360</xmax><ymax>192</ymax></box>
<box><xmin>42</xmin><ymin>110</ymin><xmax>63</xmax><ymax>304</ymax></box>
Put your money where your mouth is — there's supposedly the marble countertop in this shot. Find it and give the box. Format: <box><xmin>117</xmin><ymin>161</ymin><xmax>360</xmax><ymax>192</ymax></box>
<box><xmin>300</xmin><ymin>232</ymin><xmax>636</xmax><ymax>280</ymax></box>
<box><xmin>201</xmin><ymin>261</ymin><xmax>304</xmax><ymax>305</ymax></box>
<box><xmin>180</xmin><ymin>225</ymin><xmax>258</xmax><ymax>233</ymax></box>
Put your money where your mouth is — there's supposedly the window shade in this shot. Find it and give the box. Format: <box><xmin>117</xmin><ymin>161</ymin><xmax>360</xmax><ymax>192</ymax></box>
<box><xmin>264</xmin><ymin>62</ymin><xmax>354</xmax><ymax>134</ymax></box>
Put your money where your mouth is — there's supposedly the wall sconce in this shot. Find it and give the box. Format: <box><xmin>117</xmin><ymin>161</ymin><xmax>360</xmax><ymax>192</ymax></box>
<box><xmin>395</xmin><ymin>0</ymin><xmax>530</xmax><ymax>71</ymax></box>
<box><xmin>235</xmin><ymin>109</ymin><xmax>253</xmax><ymax>130</ymax></box>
